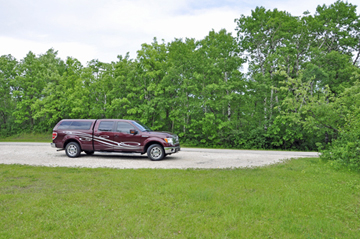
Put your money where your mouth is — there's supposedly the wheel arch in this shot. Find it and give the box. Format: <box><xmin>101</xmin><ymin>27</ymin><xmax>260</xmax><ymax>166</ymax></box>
<box><xmin>144</xmin><ymin>140</ymin><xmax>164</xmax><ymax>153</ymax></box>
<box><xmin>64</xmin><ymin>138</ymin><xmax>82</xmax><ymax>150</ymax></box>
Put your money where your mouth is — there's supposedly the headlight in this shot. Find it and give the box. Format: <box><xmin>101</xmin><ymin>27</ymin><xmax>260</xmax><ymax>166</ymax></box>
<box><xmin>164</xmin><ymin>138</ymin><xmax>174</xmax><ymax>145</ymax></box>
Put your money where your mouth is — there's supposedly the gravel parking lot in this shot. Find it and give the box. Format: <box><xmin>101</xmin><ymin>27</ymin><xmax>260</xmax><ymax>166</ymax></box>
<box><xmin>0</xmin><ymin>142</ymin><xmax>319</xmax><ymax>169</ymax></box>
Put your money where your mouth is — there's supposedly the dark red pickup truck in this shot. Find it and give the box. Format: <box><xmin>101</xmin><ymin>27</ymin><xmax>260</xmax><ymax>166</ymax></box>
<box><xmin>51</xmin><ymin>119</ymin><xmax>180</xmax><ymax>161</ymax></box>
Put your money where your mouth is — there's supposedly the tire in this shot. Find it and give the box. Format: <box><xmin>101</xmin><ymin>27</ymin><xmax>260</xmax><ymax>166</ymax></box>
<box><xmin>85</xmin><ymin>151</ymin><xmax>94</xmax><ymax>156</ymax></box>
<box><xmin>65</xmin><ymin>142</ymin><xmax>81</xmax><ymax>158</ymax></box>
<box><xmin>147</xmin><ymin>144</ymin><xmax>165</xmax><ymax>161</ymax></box>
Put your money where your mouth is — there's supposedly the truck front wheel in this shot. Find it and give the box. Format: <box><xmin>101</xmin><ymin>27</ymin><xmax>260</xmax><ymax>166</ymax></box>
<box><xmin>147</xmin><ymin>144</ymin><xmax>165</xmax><ymax>161</ymax></box>
<box><xmin>65</xmin><ymin>142</ymin><xmax>81</xmax><ymax>158</ymax></box>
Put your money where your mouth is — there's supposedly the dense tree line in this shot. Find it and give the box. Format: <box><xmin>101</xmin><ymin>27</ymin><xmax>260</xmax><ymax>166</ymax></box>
<box><xmin>1</xmin><ymin>1</ymin><xmax>360</xmax><ymax>163</ymax></box>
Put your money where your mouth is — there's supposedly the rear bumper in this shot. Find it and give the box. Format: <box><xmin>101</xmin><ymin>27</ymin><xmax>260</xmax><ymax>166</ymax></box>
<box><xmin>51</xmin><ymin>143</ymin><xmax>63</xmax><ymax>148</ymax></box>
<box><xmin>164</xmin><ymin>146</ymin><xmax>181</xmax><ymax>154</ymax></box>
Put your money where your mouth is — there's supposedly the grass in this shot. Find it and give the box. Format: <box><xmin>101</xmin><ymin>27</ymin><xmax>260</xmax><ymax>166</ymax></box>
<box><xmin>0</xmin><ymin>133</ymin><xmax>52</xmax><ymax>143</ymax></box>
<box><xmin>1</xmin><ymin>158</ymin><xmax>360</xmax><ymax>238</ymax></box>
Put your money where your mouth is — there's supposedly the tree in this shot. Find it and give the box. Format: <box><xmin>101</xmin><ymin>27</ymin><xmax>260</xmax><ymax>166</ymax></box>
<box><xmin>235</xmin><ymin>7</ymin><xmax>302</xmax><ymax>132</ymax></box>
<box><xmin>305</xmin><ymin>1</ymin><xmax>360</xmax><ymax>94</ymax></box>
<box><xmin>0</xmin><ymin>54</ymin><xmax>18</xmax><ymax>135</ymax></box>
<box><xmin>33</xmin><ymin>55</ymin><xmax>81</xmax><ymax>128</ymax></box>
<box><xmin>107</xmin><ymin>53</ymin><xmax>137</xmax><ymax>119</ymax></box>
<box><xmin>127</xmin><ymin>38</ymin><xmax>169</xmax><ymax>130</ymax></box>
<box><xmin>194</xmin><ymin>29</ymin><xmax>245</xmax><ymax>146</ymax></box>
<box><xmin>320</xmin><ymin>76</ymin><xmax>360</xmax><ymax>170</ymax></box>
<box><xmin>310</xmin><ymin>0</ymin><xmax>360</xmax><ymax>59</ymax></box>
<box><xmin>165</xmin><ymin>38</ymin><xmax>198</xmax><ymax>135</ymax></box>
<box><xmin>12</xmin><ymin>51</ymin><xmax>47</xmax><ymax>130</ymax></box>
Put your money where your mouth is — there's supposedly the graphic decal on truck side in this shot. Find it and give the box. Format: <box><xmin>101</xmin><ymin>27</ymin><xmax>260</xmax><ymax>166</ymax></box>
<box><xmin>63</xmin><ymin>131</ymin><xmax>142</xmax><ymax>150</ymax></box>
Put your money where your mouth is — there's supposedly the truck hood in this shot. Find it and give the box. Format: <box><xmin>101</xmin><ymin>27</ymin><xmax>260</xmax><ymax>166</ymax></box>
<box><xmin>144</xmin><ymin>131</ymin><xmax>178</xmax><ymax>138</ymax></box>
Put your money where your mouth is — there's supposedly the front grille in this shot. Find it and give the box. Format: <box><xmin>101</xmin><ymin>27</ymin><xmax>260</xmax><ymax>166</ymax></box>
<box><xmin>174</xmin><ymin>135</ymin><xmax>179</xmax><ymax>144</ymax></box>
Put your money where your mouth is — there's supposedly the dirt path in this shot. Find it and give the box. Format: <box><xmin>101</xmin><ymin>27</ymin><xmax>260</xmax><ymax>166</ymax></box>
<box><xmin>0</xmin><ymin>142</ymin><xmax>319</xmax><ymax>169</ymax></box>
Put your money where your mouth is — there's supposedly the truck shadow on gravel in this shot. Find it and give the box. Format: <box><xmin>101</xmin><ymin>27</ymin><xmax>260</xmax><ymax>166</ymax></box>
<box><xmin>69</xmin><ymin>153</ymin><xmax>182</xmax><ymax>161</ymax></box>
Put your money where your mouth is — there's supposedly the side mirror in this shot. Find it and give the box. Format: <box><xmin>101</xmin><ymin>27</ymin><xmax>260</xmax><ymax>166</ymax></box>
<box><xmin>130</xmin><ymin>129</ymin><xmax>138</xmax><ymax>135</ymax></box>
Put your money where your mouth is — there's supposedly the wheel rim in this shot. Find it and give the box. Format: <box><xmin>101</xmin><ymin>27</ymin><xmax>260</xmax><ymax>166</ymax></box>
<box><xmin>150</xmin><ymin>146</ymin><xmax>162</xmax><ymax>159</ymax></box>
<box><xmin>67</xmin><ymin>144</ymin><xmax>78</xmax><ymax>156</ymax></box>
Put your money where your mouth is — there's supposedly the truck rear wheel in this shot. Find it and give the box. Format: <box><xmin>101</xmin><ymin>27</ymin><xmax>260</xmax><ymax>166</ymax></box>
<box><xmin>65</xmin><ymin>142</ymin><xmax>81</xmax><ymax>158</ymax></box>
<box><xmin>147</xmin><ymin>144</ymin><xmax>165</xmax><ymax>161</ymax></box>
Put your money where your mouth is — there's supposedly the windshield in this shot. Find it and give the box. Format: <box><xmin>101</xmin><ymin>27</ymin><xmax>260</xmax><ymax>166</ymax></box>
<box><xmin>132</xmin><ymin>121</ymin><xmax>152</xmax><ymax>132</ymax></box>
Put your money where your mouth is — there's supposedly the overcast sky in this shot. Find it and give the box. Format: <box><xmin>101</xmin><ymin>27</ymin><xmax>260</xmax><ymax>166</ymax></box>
<box><xmin>1</xmin><ymin>0</ymin><xmax>358</xmax><ymax>65</ymax></box>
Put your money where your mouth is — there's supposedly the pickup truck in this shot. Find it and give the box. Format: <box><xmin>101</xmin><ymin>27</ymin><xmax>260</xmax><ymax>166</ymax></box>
<box><xmin>51</xmin><ymin>119</ymin><xmax>180</xmax><ymax>161</ymax></box>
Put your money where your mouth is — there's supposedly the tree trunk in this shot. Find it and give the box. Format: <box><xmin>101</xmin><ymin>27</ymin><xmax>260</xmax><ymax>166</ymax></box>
<box><xmin>353</xmin><ymin>39</ymin><xmax>360</xmax><ymax>65</ymax></box>
<box><xmin>269</xmin><ymin>87</ymin><xmax>274</xmax><ymax>126</ymax></box>
<box><xmin>325</xmin><ymin>132</ymin><xmax>329</xmax><ymax>144</ymax></box>
<box><xmin>264</xmin><ymin>97</ymin><xmax>268</xmax><ymax>131</ymax></box>
<box><xmin>224</xmin><ymin>72</ymin><xmax>231</xmax><ymax>121</ymax></box>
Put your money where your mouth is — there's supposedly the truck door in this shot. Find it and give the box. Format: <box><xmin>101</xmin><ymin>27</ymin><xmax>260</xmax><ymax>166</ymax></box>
<box><xmin>113</xmin><ymin>121</ymin><xmax>145</xmax><ymax>152</ymax></box>
<box><xmin>93</xmin><ymin>120</ymin><xmax>116</xmax><ymax>151</ymax></box>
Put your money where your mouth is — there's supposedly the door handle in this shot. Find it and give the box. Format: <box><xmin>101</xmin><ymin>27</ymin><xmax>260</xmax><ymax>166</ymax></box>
<box><xmin>99</xmin><ymin>135</ymin><xmax>109</xmax><ymax>138</ymax></box>
<box><xmin>114</xmin><ymin>135</ymin><xmax>119</xmax><ymax>137</ymax></box>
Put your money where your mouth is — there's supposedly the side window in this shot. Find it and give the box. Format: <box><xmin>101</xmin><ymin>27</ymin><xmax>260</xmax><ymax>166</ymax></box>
<box><xmin>57</xmin><ymin>121</ymin><xmax>93</xmax><ymax>130</ymax></box>
<box><xmin>58</xmin><ymin>121</ymin><xmax>72</xmax><ymax>129</ymax></box>
<box><xmin>98</xmin><ymin>121</ymin><xmax>114</xmax><ymax>131</ymax></box>
<box><xmin>116</xmin><ymin>122</ymin><xmax>134</xmax><ymax>134</ymax></box>
<box><xmin>70</xmin><ymin>121</ymin><xmax>92</xmax><ymax>130</ymax></box>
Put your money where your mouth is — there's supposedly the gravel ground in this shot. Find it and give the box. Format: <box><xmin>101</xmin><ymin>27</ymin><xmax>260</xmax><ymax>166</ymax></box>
<box><xmin>0</xmin><ymin>142</ymin><xmax>319</xmax><ymax>169</ymax></box>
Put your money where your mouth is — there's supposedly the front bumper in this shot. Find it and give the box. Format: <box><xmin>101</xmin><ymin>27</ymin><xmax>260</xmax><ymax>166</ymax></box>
<box><xmin>164</xmin><ymin>146</ymin><xmax>181</xmax><ymax>154</ymax></box>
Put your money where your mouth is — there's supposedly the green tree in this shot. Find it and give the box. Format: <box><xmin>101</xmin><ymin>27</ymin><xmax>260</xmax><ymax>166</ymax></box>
<box><xmin>235</xmin><ymin>7</ymin><xmax>302</xmax><ymax>133</ymax></box>
<box><xmin>165</xmin><ymin>38</ymin><xmax>198</xmax><ymax>135</ymax></box>
<box><xmin>193</xmin><ymin>29</ymin><xmax>245</xmax><ymax>146</ymax></box>
<box><xmin>305</xmin><ymin>1</ymin><xmax>360</xmax><ymax>94</ymax></box>
<box><xmin>310</xmin><ymin>0</ymin><xmax>360</xmax><ymax>58</ymax></box>
<box><xmin>126</xmin><ymin>38</ymin><xmax>169</xmax><ymax>130</ymax></box>
<box><xmin>320</xmin><ymin>76</ymin><xmax>360</xmax><ymax>170</ymax></box>
<box><xmin>107</xmin><ymin>53</ymin><xmax>137</xmax><ymax>119</ymax></box>
<box><xmin>33</xmin><ymin>55</ymin><xmax>82</xmax><ymax>127</ymax></box>
<box><xmin>12</xmin><ymin>51</ymin><xmax>48</xmax><ymax>130</ymax></box>
<box><xmin>0</xmin><ymin>54</ymin><xmax>18</xmax><ymax>136</ymax></box>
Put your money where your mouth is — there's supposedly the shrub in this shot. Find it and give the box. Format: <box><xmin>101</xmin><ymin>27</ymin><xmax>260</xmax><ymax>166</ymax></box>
<box><xmin>321</xmin><ymin>130</ymin><xmax>360</xmax><ymax>170</ymax></box>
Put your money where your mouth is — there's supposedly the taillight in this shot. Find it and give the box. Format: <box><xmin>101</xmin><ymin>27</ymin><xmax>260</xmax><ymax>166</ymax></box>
<box><xmin>52</xmin><ymin>132</ymin><xmax>58</xmax><ymax>140</ymax></box>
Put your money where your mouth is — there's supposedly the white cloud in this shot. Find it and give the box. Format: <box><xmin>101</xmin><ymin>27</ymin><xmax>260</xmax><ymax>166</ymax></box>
<box><xmin>241</xmin><ymin>0</ymin><xmax>353</xmax><ymax>16</ymax></box>
<box><xmin>40</xmin><ymin>0</ymin><xmax>245</xmax><ymax>62</ymax></box>
<box><xmin>0</xmin><ymin>0</ymin><xmax>358</xmax><ymax>64</ymax></box>
<box><xmin>0</xmin><ymin>37</ymin><xmax>98</xmax><ymax>65</ymax></box>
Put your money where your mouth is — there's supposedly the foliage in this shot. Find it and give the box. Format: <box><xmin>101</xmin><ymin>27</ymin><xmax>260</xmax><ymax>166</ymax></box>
<box><xmin>0</xmin><ymin>1</ymin><xmax>359</xmax><ymax>154</ymax></box>
<box><xmin>322</xmin><ymin>126</ymin><xmax>360</xmax><ymax>170</ymax></box>
<box><xmin>0</xmin><ymin>54</ymin><xmax>18</xmax><ymax>136</ymax></box>
<box><xmin>320</xmin><ymin>79</ymin><xmax>360</xmax><ymax>170</ymax></box>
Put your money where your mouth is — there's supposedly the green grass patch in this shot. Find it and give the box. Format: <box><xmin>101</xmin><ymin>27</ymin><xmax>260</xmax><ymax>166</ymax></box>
<box><xmin>0</xmin><ymin>133</ymin><xmax>51</xmax><ymax>143</ymax></box>
<box><xmin>1</xmin><ymin>158</ymin><xmax>359</xmax><ymax>238</ymax></box>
